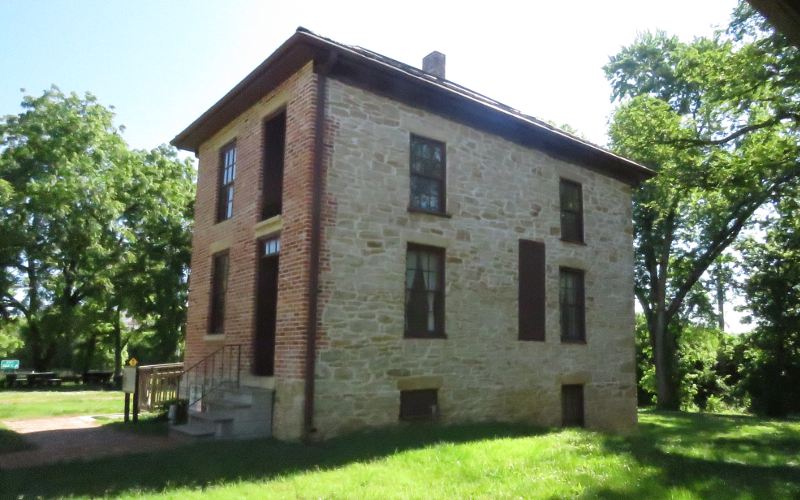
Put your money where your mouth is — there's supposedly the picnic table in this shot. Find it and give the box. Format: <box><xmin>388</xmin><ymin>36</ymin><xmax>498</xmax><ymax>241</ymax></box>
<box><xmin>26</xmin><ymin>372</ymin><xmax>58</xmax><ymax>387</ymax></box>
<box><xmin>82</xmin><ymin>370</ymin><xmax>113</xmax><ymax>386</ymax></box>
<box><xmin>3</xmin><ymin>371</ymin><xmax>60</xmax><ymax>387</ymax></box>
<box><xmin>3</xmin><ymin>372</ymin><xmax>21</xmax><ymax>387</ymax></box>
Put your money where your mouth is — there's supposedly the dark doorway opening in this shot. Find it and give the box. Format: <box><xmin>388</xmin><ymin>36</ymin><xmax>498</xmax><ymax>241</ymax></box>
<box><xmin>561</xmin><ymin>384</ymin><xmax>585</xmax><ymax>427</ymax></box>
<box><xmin>262</xmin><ymin>110</ymin><xmax>286</xmax><ymax>220</ymax></box>
<box><xmin>254</xmin><ymin>237</ymin><xmax>280</xmax><ymax>376</ymax></box>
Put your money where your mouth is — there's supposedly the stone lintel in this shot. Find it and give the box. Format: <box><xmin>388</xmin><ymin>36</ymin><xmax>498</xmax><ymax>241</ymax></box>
<box><xmin>396</xmin><ymin>375</ymin><xmax>444</xmax><ymax>391</ymax></box>
<box><xmin>254</xmin><ymin>215</ymin><xmax>283</xmax><ymax>239</ymax></box>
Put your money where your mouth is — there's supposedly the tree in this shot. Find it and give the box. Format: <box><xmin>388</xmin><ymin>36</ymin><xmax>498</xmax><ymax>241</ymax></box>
<box><xmin>113</xmin><ymin>146</ymin><xmax>194</xmax><ymax>369</ymax></box>
<box><xmin>739</xmin><ymin>193</ymin><xmax>800</xmax><ymax>416</ymax></box>
<box><xmin>0</xmin><ymin>87</ymin><xmax>194</xmax><ymax>372</ymax></box>
<box><xmin>605</xmin><ymin>3</ymin><xmax>800</xmax><ymax>408</ymax></box>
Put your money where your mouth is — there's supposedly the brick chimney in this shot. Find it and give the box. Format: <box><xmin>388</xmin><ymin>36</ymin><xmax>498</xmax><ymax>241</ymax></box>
<box><xmin>422</xmin><ymin>51</ymin><xmax>446</xmax><ymax>79</ymax></box>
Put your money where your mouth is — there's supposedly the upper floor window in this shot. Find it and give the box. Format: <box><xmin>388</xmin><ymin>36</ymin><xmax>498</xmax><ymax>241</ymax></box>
<box><xmin>559</xmin><ymin>267</ymin><xmax>586</xmax><ymax>342</ymax></box>
<box><xmin>405</xmin><ymin>244</ymin><xmax>445</xmax><ymax>338</ymax></box>
<box><xmin>262</xmin><ymin>110</ymin><xmax>286</xmax><ymax>220</ymax></box>
<box><xmin>217</xmin><ymin>142</ymin><xmax>236</xmax><ymax>222</ymax></box>
<box><xmin>209</xmin><ymin>252</ymin><xmax>229</xmax><ymax>334</ymax></box>
<box><xmin>409</xmin><ymin>135</ymin><xmax>446</xmax><ymax>214</ymax></box>
<box><xmin>560</xmin><ymin>179</ymin><xmax>583</xmax><ymax>243</ymax></box>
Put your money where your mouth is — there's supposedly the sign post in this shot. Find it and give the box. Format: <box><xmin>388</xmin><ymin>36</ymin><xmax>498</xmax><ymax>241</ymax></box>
<box><xmin>122</xmin><ymin>365</ymin><xmax>137</xmax><ymax>423</ymax></box>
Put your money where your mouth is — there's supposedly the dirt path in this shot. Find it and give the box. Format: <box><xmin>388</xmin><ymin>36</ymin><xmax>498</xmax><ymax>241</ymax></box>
<box><xmin>0</xmin><ymin>415</ymin><xmax>189</xmax><ymax>469</ymax></box>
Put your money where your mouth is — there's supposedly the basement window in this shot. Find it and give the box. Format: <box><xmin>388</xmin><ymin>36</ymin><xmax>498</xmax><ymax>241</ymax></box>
<box><xmin>400</xmin><ymin>389</ymin><xmax>438</xmax><ymax>421</ymax></box>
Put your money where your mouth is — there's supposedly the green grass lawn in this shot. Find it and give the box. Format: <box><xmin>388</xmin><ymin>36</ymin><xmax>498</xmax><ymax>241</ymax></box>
<box><xmin>1</xmin><ymin>410</ymin><xmax>798</xmax><ymax>499</ymax></box>
<box><xmin>0</xmin><ymin>387</ymin><xmax>124</xmax><ymax>420</ymax></box>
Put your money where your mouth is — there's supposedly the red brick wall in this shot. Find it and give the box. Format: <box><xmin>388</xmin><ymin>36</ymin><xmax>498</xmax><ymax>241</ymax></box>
<box><xmin>184</xmin><ymin>63</ymin><xmax>318</xmax><ymax>387</ymax></box>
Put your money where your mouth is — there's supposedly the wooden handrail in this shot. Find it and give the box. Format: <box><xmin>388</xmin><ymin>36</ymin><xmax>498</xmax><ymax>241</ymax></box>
<box><xmin>136</xmin><ymin>362</ymin><xmax>183</xmax><ymax>413</ymax></box>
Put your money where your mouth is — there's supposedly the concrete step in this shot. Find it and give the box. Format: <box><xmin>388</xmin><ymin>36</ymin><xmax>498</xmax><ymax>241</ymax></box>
<box><xmin>185</xmin><ymin>385</ymin><xmax>275</xmax><ymax>439</ymax></box>
<box><xmin>188</xmin><ymin>410</ymin><xmax>234</xmax><ymax>438</ymax></box>
<box><xmin>189</xmin><ymin>410</ymin><xmax>235</xmax><ymax>423</ymax></box>
<box><xmin>204</xmin><ymin>399</ymin><xmax>252</xmax><ymax>412</ymax></box>
<box><xmin>170</xmin><ymin>422</ymin><xmax>216</xmax><ymax>439</ymax></box>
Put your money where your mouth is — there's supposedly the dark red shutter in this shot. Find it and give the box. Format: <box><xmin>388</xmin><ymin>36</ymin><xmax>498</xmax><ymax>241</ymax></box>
<box><xmin>519</xmin><ymin>240</ymin><xmax>545</xmax><ymax>341</ymax></box>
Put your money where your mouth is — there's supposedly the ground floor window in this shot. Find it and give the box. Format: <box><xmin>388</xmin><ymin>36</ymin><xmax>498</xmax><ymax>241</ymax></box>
<box><xmin>400</xmin><ymin>389</ymin><xmax>438</xmax><ymax>421</ymax></box>
<box><xmin>405</xmin><ymin>244</ymin><xmax>445</xmax><ymax>338</ymax></box>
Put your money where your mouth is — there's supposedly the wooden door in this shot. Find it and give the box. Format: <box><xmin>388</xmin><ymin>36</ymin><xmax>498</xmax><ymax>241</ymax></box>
<box><xmin>254</xmin><ymin>239</ymin><xmax>279</xmax><ymax>376</ymax></box>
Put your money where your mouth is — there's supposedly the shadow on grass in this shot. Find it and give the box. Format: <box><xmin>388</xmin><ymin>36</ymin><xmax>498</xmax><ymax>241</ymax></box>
<box><xmin>2</xmin><ymin>412</ymin><xmax>799</xmax><ymax>498</ymax></box>
<box><xmin>0</xmin><ymin>422</ymin><xmax>546</xmax><ymax>498</ymax></box>
<box><xmin>98</xmin><ymin>413</ymin><xmax>170</xmax><ymax>436</ymax></box>
<box><xmin>582</xmin><ymin>411</ymin><xmax>800</xmax><ymax>499</ymax></box>
<box><xmin>0</xmin><ymin>426</ymin><xmax>34</xmax><ymax>454</ymax></box>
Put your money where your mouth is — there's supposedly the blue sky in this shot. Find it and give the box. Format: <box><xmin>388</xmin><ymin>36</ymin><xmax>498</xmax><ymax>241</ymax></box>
<box><xmin>1</xmin><ymin>0</ymin><xmax>738</xmax><ymax>151</ymax></box>
<box><xmin>1</xmin><ymin>0</ymin><xmax>747</xmax><ymax>330</ymax></box>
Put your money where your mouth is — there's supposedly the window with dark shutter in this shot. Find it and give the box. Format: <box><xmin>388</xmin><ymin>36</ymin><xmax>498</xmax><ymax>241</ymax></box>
<box><xmin>400</xmin><ymin>389</ymin><xmax>438</xmax><ymax>420</ymax></box>
<box><xmin>262</xmin><ymin>110</ymin><xmax>286</xmax><ymax>220</ymax></box>
<box><xmin>560</xmin><ymin>179</ymin><xmax>583</xmax><ymax>243</ymax></box>
<box><xmin>519</xmin><ymin>239</ymin><xmax>546</xmax><ymax>341</ymax></box>
<box><xmin>217</xmin><ymin>143</ymin><xmax>237</xmax><ymax>222</ymax></box>
<box><xmin>405</xmin><ymin>244</ymin><xmax>445</xmax><ymax>338</ymax></box>
<box><xmin>562</xmin><ymin>384</ymin><xmax>585</xmax><ymax>427</ymax></box>
<box><xmin>209</xmin><ymin>252</ymin><xmax>229</xmax><ymax>334</ymax></box>
<box><xmin>409</xmin><ymin>135</ymin><xmax>446</xmax><ymax>214</ymax></box>
<box><xmin>559</xmin><ymin>267</ymin><xmax>586</xmax><ymax>342</ymax></box>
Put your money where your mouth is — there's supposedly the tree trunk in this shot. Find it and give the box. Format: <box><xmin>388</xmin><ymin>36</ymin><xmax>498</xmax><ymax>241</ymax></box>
<box><xmin>26</xmin><ymin>257</ymin><xmax>46</xmax><ymax>371</ymax></box>
<box><xmin>716</xmin><ymin>268</ymin><xmax>725</xmax><ymax>332</ymax></box>
<box><xmin>113</xmin><ymin>305</ymin><xmax>122</xmax><ymax>377</ymax></box>
<box><xmin>652</xmin><ymin>308</ymin><xmax>679</xmax><ymax>410</ymax></box>
<box><xmin>82</xmin><ymin>333</ymin><xmax>97</xmax><ymax>374</ymax></box>
<box><xmin>652</xmin><ymin>232</ymin><xmax>680</xmax><ymax>411</ymax></box>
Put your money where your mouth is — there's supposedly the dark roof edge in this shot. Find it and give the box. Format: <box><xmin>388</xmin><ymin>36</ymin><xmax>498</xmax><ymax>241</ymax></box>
<box><xmin>171</xmin><ymin>30</ymin><xmax>310</xmax><ymax>151</ymax></box>
<box><xmin>172</xmin><ymin>28</ymin><xmax>655</xmax><ymax>185</ymax></box>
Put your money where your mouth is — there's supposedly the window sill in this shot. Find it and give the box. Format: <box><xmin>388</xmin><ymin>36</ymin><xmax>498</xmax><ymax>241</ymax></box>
<box><xmin>560</xmin><ymin>338</ymin><xmax>587</xmax><ymax>345</ymax></box>
<box><xmin>408</xmin><ymin>207</ymin><xmax>452</xmax><ymax>218</ymax></box>
<box><xmin>560</xmin><ymin>238</ymin><xmax>586</xmax><ymax>246</ymax></box>
<box><xmin>204</xmin><ymin>334</ymin><xmax>226</xmax><ymax>342</ymax></box>
<box><xmin>404</xmin><ymin>333</ymin><xmax>447</xmax><ymax>339</ymax></box>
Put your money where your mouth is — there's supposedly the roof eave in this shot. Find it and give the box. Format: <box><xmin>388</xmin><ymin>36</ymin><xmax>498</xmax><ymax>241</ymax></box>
<box><xmin>171</xmin><ymin>31</ymin><xmax>328</xmax><ymax>152</ymax></box>
<box><xmin>172</xmin><ymin>29</ymin><xmax>655</xmax><ymax>185</ymax></box>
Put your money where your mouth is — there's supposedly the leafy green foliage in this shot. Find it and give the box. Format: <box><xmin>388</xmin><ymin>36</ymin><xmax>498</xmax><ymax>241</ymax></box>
<box><xmin>606</xmin><ymin>2</ymin><xmax>800</xmax><ymax>408</ymax></box>
<box><xmin>0</xmin><ymin>87</ymin><xmax>194</xmax><ymax>372</ymax></box>
<box><xmin>739</xmin><ymin>193</ymin><xmax>800</xmax><ymax>416</ymax></box>
<box><xmin>635</xmin><ymin>314</ymin><xmax>746</xmax><ymax>412</ymax></box>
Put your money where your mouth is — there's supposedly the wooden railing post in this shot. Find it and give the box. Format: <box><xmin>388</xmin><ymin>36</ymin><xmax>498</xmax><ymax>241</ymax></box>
<box><xmin>132</xmin><ymin>366</ymin><xmax>140</xmax><ymax>423</ymax></box>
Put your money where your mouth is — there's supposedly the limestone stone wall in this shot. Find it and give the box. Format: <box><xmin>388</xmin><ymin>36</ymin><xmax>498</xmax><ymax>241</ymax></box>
<box><xmin>313</xmin><ymin>78</ymin><xmax>638</xmax><ymax>438</ymax></box>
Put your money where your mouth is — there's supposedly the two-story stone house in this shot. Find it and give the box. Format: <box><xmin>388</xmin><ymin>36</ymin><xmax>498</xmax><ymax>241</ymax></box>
<box><xmin>171</xmin><ymin>28</ymin><xmax>654</xmax><ymax>441</ymax></box>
